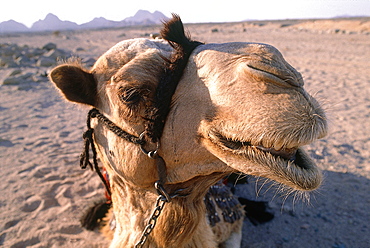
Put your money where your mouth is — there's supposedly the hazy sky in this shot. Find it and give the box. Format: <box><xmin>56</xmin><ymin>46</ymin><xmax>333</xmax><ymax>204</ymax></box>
<box><xmin>3</xmin><ymin>0</ymin><xmax>370</xmax><ymax>27</ymax></box>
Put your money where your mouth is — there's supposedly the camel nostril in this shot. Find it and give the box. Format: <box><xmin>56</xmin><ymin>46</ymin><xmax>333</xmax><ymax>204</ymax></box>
<box><xmin>247</xmin><ymin>59</ymin><xmax>304</xmax><ymax>88</ymax></box>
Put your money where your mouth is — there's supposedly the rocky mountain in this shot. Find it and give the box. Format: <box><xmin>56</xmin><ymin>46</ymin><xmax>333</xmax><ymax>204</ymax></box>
<box><xmin>79</xmin><ymin>17</ymin><xmax>122</xmax><ymax>29</ymax></box>
<box><xmin>124</xmin><ymin>10</ymin><xmax>168</xmax><ymax>25</ymax></box>
<box><xmin>31</xmin><ymin>13</ymin><xmax>79</xmax><ymax>31</ymax></box>
<box><xmin>0</xmin><ymin>10</ymin><xmax>168</xmax><ymax>33</ymax></box>
<box><xmin>0</xmin><ymin>20</ymin><xmax>28</xmax><ymax>33</ymax></box>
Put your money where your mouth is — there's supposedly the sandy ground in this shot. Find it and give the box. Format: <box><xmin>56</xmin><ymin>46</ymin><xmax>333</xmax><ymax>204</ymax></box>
<box><xmin>0</xmin><ymin>18</ymin><xmax>369</xmax><ymax>248</ymax></box>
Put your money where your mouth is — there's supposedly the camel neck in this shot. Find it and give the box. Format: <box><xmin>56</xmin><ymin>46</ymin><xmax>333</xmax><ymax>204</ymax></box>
<box><xmin>109</xmin><ymin>174</ymin><xmax>223</xmax><ymax>248</ymax></box>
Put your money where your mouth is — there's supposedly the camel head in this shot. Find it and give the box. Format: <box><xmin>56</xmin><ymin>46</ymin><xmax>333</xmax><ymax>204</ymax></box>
<box><xmin>49</xmin><ymin>17</ymin><xmax>327</xmax><ymax>195</ymax></box>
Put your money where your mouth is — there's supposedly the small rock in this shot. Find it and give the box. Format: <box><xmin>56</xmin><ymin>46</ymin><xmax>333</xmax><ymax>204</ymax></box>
<box><xmin>32</xmin><ymin>72</ymin><xmax>49</xmax><ymax>82</ymax></box>
<box><xmin>150</xmin><ymin>33</ymin><xmax>161</xmax><ymax>39</ymax></box>
<box><xmin>3</xmin><ymin>77</ymin><xmax>21</xmax><ymax>85</ymax></box>
<box><xmin>36</xmin><ymin>56</ymin><xmax>56</xmax><ymax>67</ymax></box>
<box><xmin>1</xmin><ymin>44</ymin><xmax>18</xmax><ymax>56</ymax></box>
<box><xmin>280</xmin><ymin>24</ymin><xmax>292</xmax><ymax>28</ymax></box>
<box><xmin>3</xmin><ymin>75</ymin><xmax>23</xmax><ymax>85</ymax></box>
<box><xmin>9</xmin><ymin>69</ymin><xmax>22</xmax><ymax>76</ymax></box>
<box><xmin>15</xmin><ymin>55</ymin><xmax>33</xmax><ymax>66</ymax></box>
<box><xmin>29</xmin><ymin>47</ymin><xmax>45</xmax><ymax>57</ymax></box>
<box><xmin>42</xmin><ymin>42</ymin><xmax>57</xmax><ymax>51</ymax></box>
<box><xmin>300</xmin><ymin>223</ymin><xmax>310</xmax><ymax>229</ymax></box>
<box><xmin>23</xmin><ymin>72</ymin><xmax>34</xmax><ymax>79</ymax></box>
<box><xmin>0</xmin><ymin>57</ymin><xmax>18</xmax><ymax>68</ymax></box>
<box><xmin>45</xmin><ymin>48</ymin><xmax>68</xmax><ymax>60</ymax></box>
<box><xmin>22</xmin><ymin>50</ymin><xmax>34</xmax><ymax>59</ymax></box>
<box><xmin>3</xmin><ymin>72</ymin><xmax>34</xmax><ymax>85</ymax></box>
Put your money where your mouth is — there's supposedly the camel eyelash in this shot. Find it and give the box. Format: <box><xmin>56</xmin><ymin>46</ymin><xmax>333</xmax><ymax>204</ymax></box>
<box><xmin>119</xmin><ymin>87</ymin><xmax>142</xmax><ymax>104</ymax></box>
<box><xmin>118</xmin><ymin>85</ymin><xmax>153</xmax><ymax>110</ymax></box>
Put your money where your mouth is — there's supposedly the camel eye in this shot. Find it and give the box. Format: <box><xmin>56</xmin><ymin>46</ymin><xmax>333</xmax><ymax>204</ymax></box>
<box><xmin>119</xmin><ymin>87</ymin><xmax>143</xmax><ymax>105</ymax></box>
<box><xmin>118</xmin><ymin>85</ymin><xmax>153</xmax><ymax>108</ymax></box>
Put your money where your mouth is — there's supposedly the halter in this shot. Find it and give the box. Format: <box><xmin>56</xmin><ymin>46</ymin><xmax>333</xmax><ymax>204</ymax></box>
<box><xmin>80</xmin><ymin>107</ymin><xmax>170</xmax><ymax>200</ymax></box>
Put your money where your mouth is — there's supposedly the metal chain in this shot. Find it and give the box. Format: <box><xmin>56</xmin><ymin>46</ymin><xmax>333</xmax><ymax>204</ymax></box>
<box><xmin>135</xmin><ymin>195</ymin><xmax>167</xmax><ymax>248</ymax></box>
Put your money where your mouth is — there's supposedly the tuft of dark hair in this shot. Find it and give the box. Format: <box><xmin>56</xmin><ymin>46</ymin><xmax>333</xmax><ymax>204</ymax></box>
<box><xmin>80</xmin><ymin>198</ymin><xmax>111</xmax><ymax>230</ymax></box>
<box><xmin>238</xmin><ymin>197</ymin><xmax>274</xmax><ymax>225</ymax></box>
<box><xmin>160</xmin><ymin>14</ymin><xmax>202</xmax><ymax>52</ymax></box>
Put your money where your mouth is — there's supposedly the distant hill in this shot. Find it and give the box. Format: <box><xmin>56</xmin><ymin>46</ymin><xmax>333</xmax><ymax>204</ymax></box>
<box><xmin>0</xmin><ymin>20</ymin><xmax>28</xmax><ymax>33</ymax></box>
<box><xmin>31</xmin><ymin>13</ymin><xmax>79</xmax><ymax>31</ymax></box>
<box><xmin>80</xmin><ymin>17</ymin><xmax>123</xmax><ymax>29</ymax></box>
<box><xmin>0</xmin><ymin>10</ymin><xmax>168</xmax><ymax>33</ymax></box>
<box><xmin>124</xmin><ymin>10</ymin><xmax>167</xmax><ymax>25</ymax></box>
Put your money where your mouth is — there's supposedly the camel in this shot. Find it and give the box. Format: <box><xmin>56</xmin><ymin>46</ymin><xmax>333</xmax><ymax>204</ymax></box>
<box><xmin>49</xmin><ymin>15</ymin><xmax>327</xmax><ymax>248</ymax></box>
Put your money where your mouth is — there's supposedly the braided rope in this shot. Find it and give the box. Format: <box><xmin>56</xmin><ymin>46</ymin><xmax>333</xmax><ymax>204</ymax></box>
<box><xmin>89</xmin><ymin>108</ymin><xmax>145</xmax><ymax>145</ymax></box>
<box><xmin>80</xmin><ymin>109</ymin><xmax>116</xmax><ymax>197</ymax></box>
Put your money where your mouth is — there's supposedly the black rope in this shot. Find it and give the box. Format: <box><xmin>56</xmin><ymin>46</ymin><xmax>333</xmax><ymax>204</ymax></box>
<box><xmin>80</xmin><ymin>109</ymin><xmax>112</xmax><ymax>197</ymax></box>
<box><xmin>89</xmin><ymin>108</ymin><xmax>144</xmax><ymax>145</ymax></box>
<box><xmin>80</xmin><ymin>129</ymin><xmax>94</xmax><ymax>170</ymax></box>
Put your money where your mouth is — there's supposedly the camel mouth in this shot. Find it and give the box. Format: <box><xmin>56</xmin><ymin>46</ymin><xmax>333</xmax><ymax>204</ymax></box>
<box><xmin>207</xmin><ymin>130</ymin><xmax>322</xmax><ymax>191</ymax></box>
<box><xmin>215</xmin><ymin>132</ymin><xmax>303</xmax><ymax>167</ymax></box>
<box><xmin>220</xmin><ymin>136</ymin><xmax>297</xmax><ymax>160</ymax></box>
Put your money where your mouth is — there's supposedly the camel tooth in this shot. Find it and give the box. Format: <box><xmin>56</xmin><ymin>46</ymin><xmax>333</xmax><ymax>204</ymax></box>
<box><xmin>273</xmin><ymin>142</ymin><xmax>284</xmax><ymax>151</ymax></box>
<box><xmin>286</xmin><ymin>141</ymin><xmax>299</xmax><ymax>149</ymax></box>
<box><xmin>261</xmin><ymin>139</ymin><xmax>271</xmax><ymax>149</ymax></box>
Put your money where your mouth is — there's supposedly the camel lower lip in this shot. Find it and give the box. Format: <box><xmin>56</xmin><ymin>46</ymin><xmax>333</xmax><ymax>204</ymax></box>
<box><xmin>207</xmin><ymin>131</ymin><xmax>322</xmax><ymax>190</ymax></box>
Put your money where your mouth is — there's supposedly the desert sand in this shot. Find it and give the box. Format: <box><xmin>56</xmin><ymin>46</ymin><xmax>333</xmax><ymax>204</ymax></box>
<box><xmin>0</xmin><ymin>18</ymin><xmax>369</xmax><ymax>248</ymax></box>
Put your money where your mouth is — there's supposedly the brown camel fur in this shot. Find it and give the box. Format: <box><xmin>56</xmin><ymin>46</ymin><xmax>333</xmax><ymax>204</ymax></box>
<box><xmin>49</xmin><ymin>16</ymin><xmax>327</xmax><ymax>248</ymax></box>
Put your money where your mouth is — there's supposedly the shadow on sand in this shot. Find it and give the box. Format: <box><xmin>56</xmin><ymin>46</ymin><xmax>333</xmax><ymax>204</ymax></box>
<box><xmin>238</xmin><ymin>170</ymin><xmax>369</xmax><ymax>248</ymax></box>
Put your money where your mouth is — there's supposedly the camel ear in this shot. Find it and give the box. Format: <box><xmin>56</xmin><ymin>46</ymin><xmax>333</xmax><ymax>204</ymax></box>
<box><xmin>49</xmin><ymin>64</ymin><xmax>97</xmax><ymax>106</ymax></box>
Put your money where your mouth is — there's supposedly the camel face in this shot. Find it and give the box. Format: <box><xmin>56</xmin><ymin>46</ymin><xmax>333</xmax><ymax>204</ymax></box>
<box><xmin>50</xmin><ymin>39</ymin><xmax>327</xmax><ymax>192</ymax></box>
<box><xmin>183</xmin><ymin>42</ymin><xmax>327</xmax><ymax>191</ymax></box>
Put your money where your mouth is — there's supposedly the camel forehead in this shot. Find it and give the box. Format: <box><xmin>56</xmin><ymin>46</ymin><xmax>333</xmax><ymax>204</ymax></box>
<box><xmin>104</xmin><ymin>38</ymin><xmax>172</xmax><ymax>57</ymax></box>
<box><xmin>92</xmin><ymin>38</ymin><xmax>173</xmax><ymax>74</ymax></box>
<box><xmin>94</xmin><ymin>40</ymin><xmax>280</xmax><ymax>71</ymax></box>
<box><xmin>97</xmin><ymin>40</ymin><xmax>279</xmax><ymax>66</ymax></box>
<box><xmin>194</xmin><ymin>42</ymin><xmax>284</xmax><ymax>63</ymax></box>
